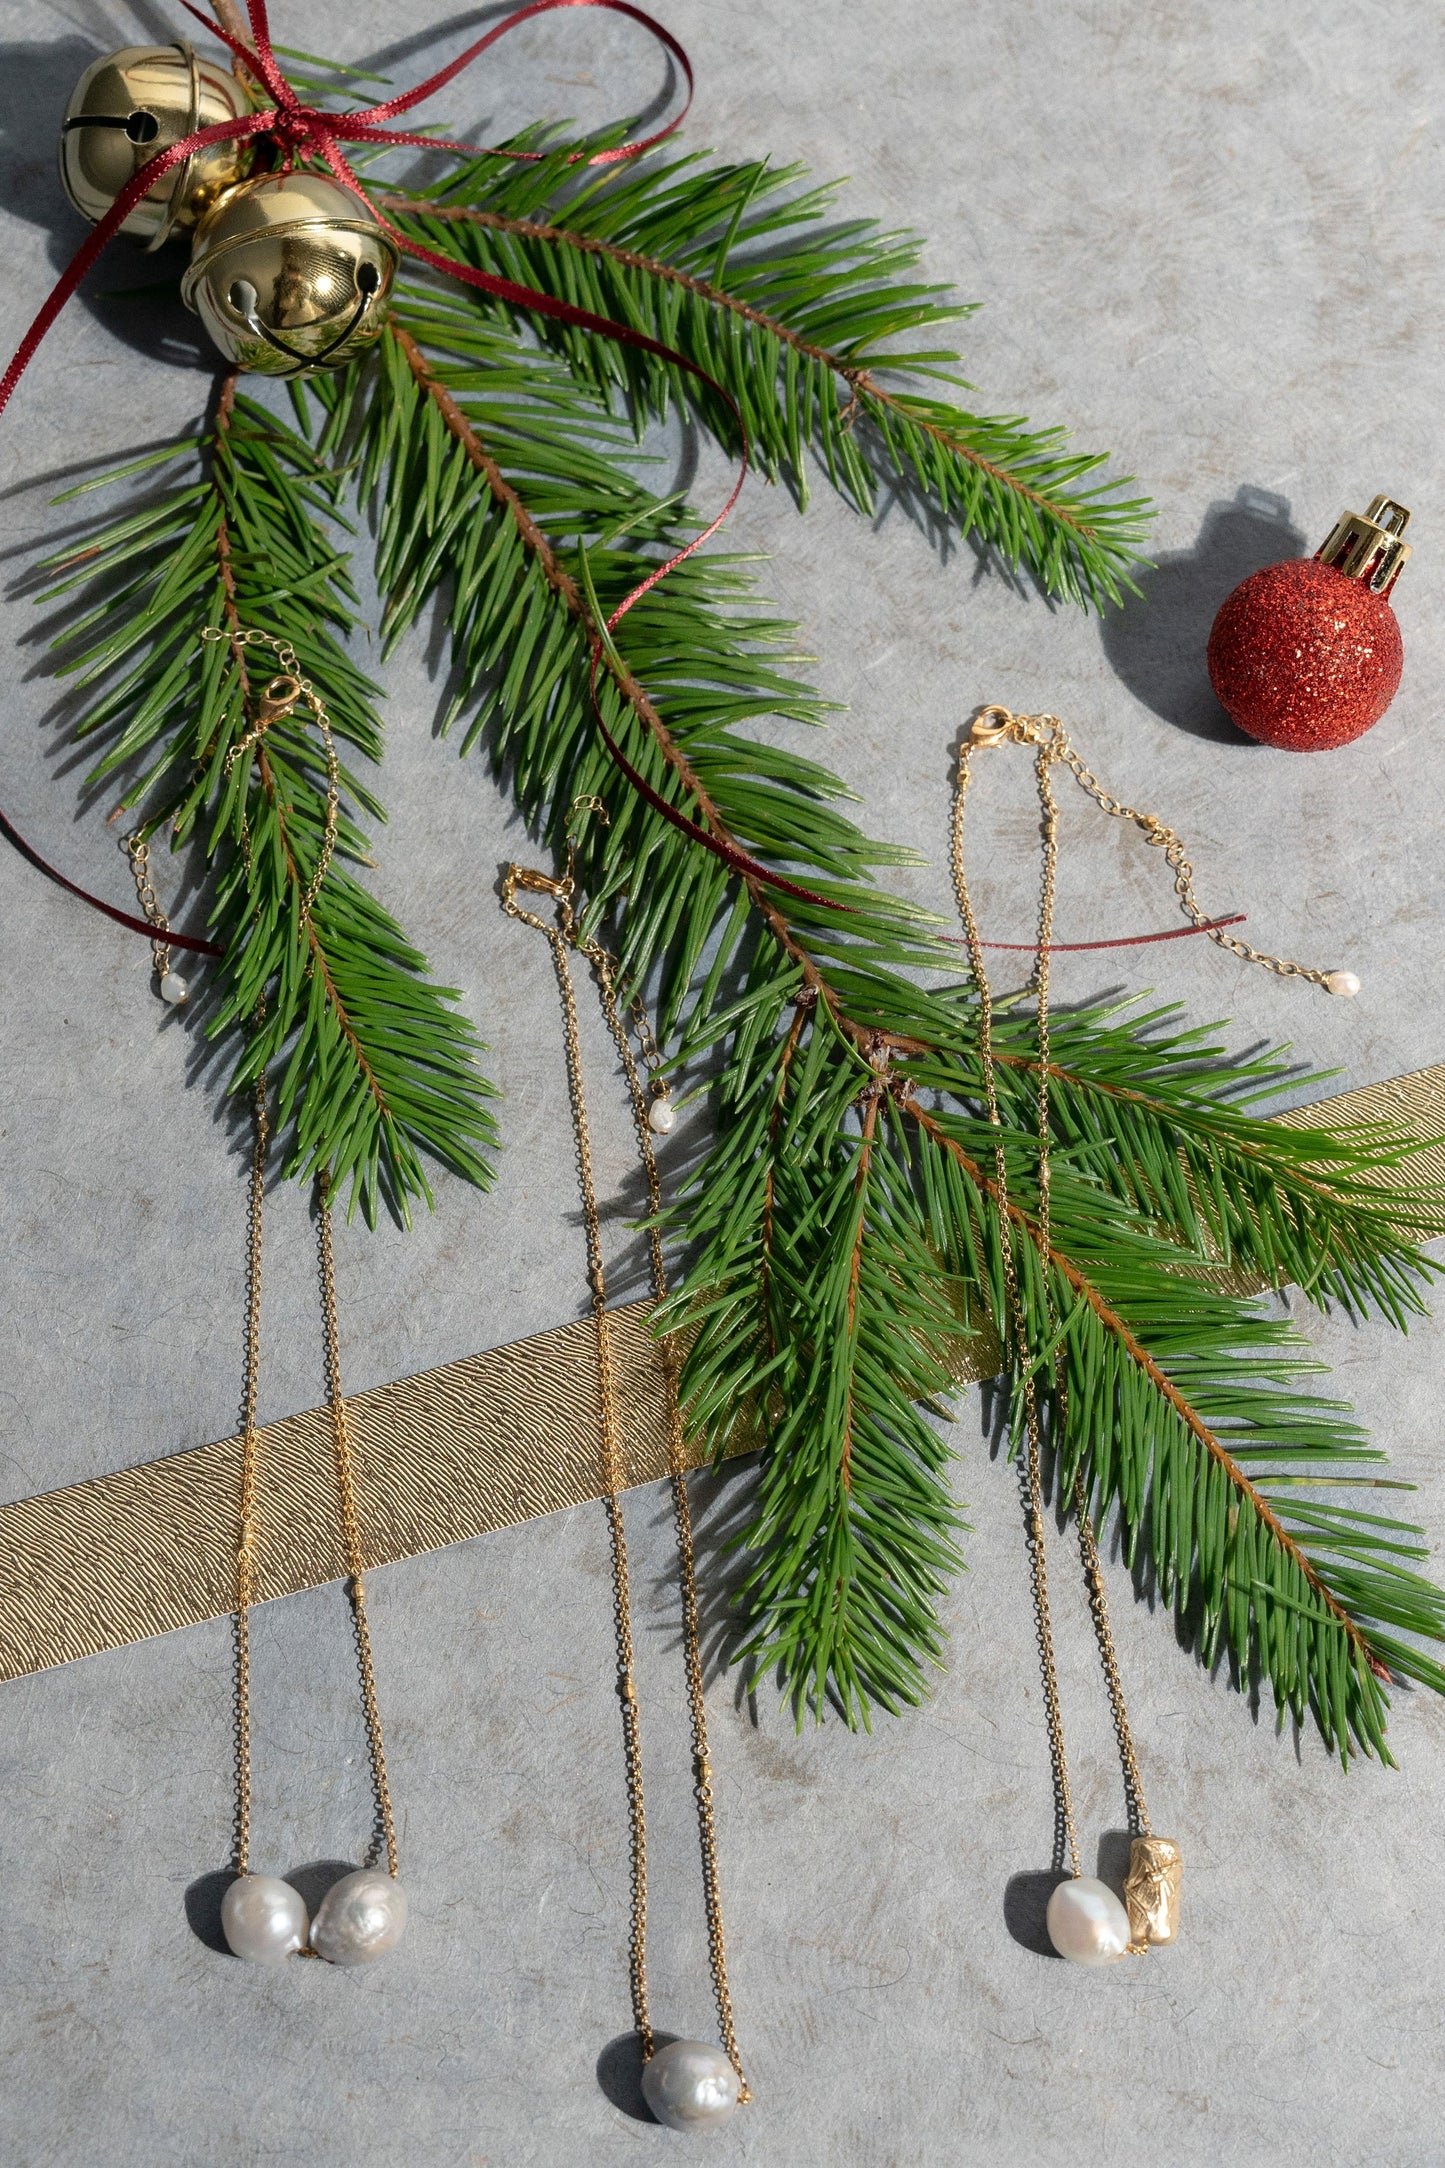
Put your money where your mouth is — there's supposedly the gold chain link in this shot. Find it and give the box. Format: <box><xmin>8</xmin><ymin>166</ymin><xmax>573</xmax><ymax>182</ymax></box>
<box><xmin>125</xmin><ymin>627</ymin><xmax>342</xmax><ymax>997</ymax></box>
<box><xmin>951</xmin><ymin>736</ymin><xmax>1084</xmax><ymax>1879</ymax></box>
<box><xmin>123</xmin><ymin>832</ymin><xmax>174</xmax><ymax>984</ymax></box>
<box><xmin>502</xmin><ymin>830</ymin><xmax>749</xmax><ymax>2104</ymax></box>
<box><xmin>970</xmin><ymin>704</ymin><xmax>1338</xmax><ymax>986</ymax></box>
<box><xmin>316</xmin><ymin>1176</ymin><xmax>400</xmax><ymax>1878</ymax></box>
<box><xmin>233</xmin><ymin>1056</ymin><xmax>270</xmax><ymax>1880</ymax></box>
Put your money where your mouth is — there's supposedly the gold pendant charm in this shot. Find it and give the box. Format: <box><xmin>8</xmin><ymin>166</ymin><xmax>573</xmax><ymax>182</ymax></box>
<box><xmin>1124</xmin><ymin>1835</ymin><xmax>1183</xmax><ymax>1947</ymax></box>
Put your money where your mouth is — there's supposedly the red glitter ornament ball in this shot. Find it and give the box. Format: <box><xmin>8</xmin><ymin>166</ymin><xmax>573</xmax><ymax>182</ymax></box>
<box><xmin>1206</xmin><ymin>496</ymin><xmax>1412</xmax><ymax>751</ymax></box>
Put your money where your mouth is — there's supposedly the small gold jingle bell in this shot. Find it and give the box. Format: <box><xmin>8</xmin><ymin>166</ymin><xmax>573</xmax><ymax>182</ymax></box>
<box><xmin>58</xmin><ymin>43</ymin><xmax>251</xmax><ymax>250</ymax></box>
<box><xmin>181</xmin><ymin>172</ymin><xmax>399</xmax><ymax>377</ymax></box>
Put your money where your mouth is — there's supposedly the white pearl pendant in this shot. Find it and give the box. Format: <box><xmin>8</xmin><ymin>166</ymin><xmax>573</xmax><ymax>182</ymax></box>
<box><xmin>641</xmin><ymin>2039</ymin><xmax>741</xmax><ymax>2132</ymax></box>
<box><xmin>1045</xmin><ymin>1875</ymin><xmax>1133</xmax><ymax>1967</ymax></box>
<box><xmin>159</xmin><ymin>972</ymin><xmax>189</xmax><ymax>1006</ymax></box>
<box><xmin>647</xmin><ymin>1095</ymin><xmax>677</xmax><ymax>1135</ymax></box>
<box><xmin>221</xmin><ymin>1873</ymin><xmax>309</xmax><ymax>1964</ymax></box>
<box><xmin>1323</xmin><ymin>969</ymin><xmax>1361</xmax><ymax>997</ymax></box>
<box><xmin>309</xmin><ymin>1868</ymin><xmax>408</xmax><ymax>1967</ymax></box>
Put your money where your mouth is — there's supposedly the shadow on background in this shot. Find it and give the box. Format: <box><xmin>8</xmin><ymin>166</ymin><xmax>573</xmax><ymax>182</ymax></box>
<box><xmin>0</xmin><ymin>26</ymin><xmax>214</xmax><ymax>369</ymax></box>
<box><xmin>1100</xmin><ymin>487</ymin><xmax>1305</xmax><ymax>743</ymax></box>
<box><xmin>285</xmin><ymin>1857</ymin><xmax>359</xmax><ymax>1915</ymax></box>
<box><xmin>1095</xmin><ymin>1828</ymin><xmax>1134</xmax><ymax>1894</ymax></box>
<box><xmin>596</xmin><ymin>2030</ymin><xmax>673</xmax><ymax>2123</ymax></box>
<box><xmin>1003</xmin><ymin>1868</ymin><xmax>1069</xmax><ymax>1958</ymax></box>
<box><xmin>184</xmin><ymin>1867</ymin><xmax>233</xmax><ymax>1954</ymax></box>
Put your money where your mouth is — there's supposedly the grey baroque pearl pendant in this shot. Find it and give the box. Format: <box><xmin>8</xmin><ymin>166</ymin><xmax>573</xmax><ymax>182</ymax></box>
<box><xmin>309</xmin><ymin>1868</ymin><xmax>408</xmax><ymax>1967</ymax></box>
<box><xmin>641</xmin><ymin>2040</ymin><xmax>741</xmax><ymax>2132</ymax></box>
<box><xmin>1045</xmin><ymin>1875</ymin><xmax>1133</xmax><ymax>1967</ymax></box>
<box><xmin>221</xmin><ymin>1873</ymin><xmax>308</xmax><ymax>1964</ymax></box>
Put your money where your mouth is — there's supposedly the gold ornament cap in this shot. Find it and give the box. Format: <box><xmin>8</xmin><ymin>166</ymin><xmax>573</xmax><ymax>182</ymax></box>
<box><xmin>181</xmin><ymin>172</ymin><xmax>399</xmax><ymax>377</ymax></box>
<box><xmin>1123</xmin><ymin>1834</ymin><xmax>1183</xmax><ymax>1948</ymax></box>
<box><xmin>58</xmin><ymin>43</ymin><xmax>251</xmax><ymax>251</ymax></box>
<box><xmin>1316</xmin><ymin>495</ymin><xmax>1412</xmax><ymax>598</ymax></box>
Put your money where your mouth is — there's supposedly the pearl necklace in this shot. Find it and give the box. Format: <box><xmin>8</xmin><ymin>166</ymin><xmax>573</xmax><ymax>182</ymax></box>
<box><xmin>948</xmin><ymin>702</ymin><xmax>1350</xmax><ymax>1967</ymax></box>
<box><xmin>950</xmin><ymin>701</ymin><xmax>1347</xmax><ymax>1958</ymax></box>
<box><xmin>220</xmin><ymin>1085</ymin><xmax>409</xmax><ymax>1967</ymax></box>
<box><xmin>131</xmin><ymin>635</ymin><xmax>408</xmax><ymax>1970</ymax></box>
<box><xmin>503</xmin><ymin>807</ymin><xmax>750</xmax><ymax>2131</ymax></box>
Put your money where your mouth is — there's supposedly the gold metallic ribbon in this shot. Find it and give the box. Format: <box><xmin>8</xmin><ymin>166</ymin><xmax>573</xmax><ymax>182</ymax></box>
<box><xmin>2</xmin><ymin>1065</ymin><xmax>1443</xmax><ymax>1683</ymax></box>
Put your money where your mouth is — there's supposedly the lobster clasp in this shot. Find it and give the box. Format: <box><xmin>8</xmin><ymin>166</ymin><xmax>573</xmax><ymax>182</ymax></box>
<box><xmin>509</xmin><ymin>866</ymin><xmax>571</xmax><ymax>899</ymax></box>
<box><xmin>256</xmin><ymin>673</ymin><xmax>303</xmax><ymax>729</ymax></box>
<box><xmin>969</xmin><ymin>704</ymin><xmax>1018</xmax><ymax>748</ymax></box>
<box><xmin>500</xmin><ymin>861</ymin><xmax>575</xmax><ymax>930</ymax></box>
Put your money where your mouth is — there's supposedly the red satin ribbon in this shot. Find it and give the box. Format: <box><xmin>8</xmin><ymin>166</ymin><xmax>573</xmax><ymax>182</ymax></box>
<box><xmin>939</xmin><ymin>913</ymin><xmax>1247</xmax><ymax>956</ymax></box>
<box><xmin>0</xmin><ymin>807</ymin><xmax>222</xmax><ymax>954</ymax></box>
<box><xmin>0</xmin><ymin>0</ymin><xmax>1224</xmax><ymax>970</ymax></box>
<box><xmin>0</xmin><ymin>0</ymin><xmax>788</xmax><ymax>948</ymax></box>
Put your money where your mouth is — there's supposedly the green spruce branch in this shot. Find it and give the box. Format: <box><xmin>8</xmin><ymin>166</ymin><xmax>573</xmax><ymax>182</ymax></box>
<box><xmin>28</xmin><ymin>109</ymin><xmax>1444</xmax><ymax>1758</ymax></box>
<box><xmin>35</xmin><ymin>375</ymin><xmax>497</xmax><ymax>1224</ymax></box>
<box><xmin>378</xmin><ymin>135</ymin><xmax>1150</xmax><ymax>608</ymax></box>
<box><xmin>329</xmin><ymin>308</ymin><xmax>1439</xmax><ymax>1755</ymax></box>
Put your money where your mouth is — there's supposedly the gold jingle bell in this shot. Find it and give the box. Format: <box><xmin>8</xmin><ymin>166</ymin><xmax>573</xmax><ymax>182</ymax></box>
<box><xmin>181</xmin><ymin>172</ymin><xmax>399</xmax><ymax>376</ymax></box>
<box><xmin>58</xmin><ymin>43</ymin><xmax>250</xmax><ymax>250</ymax></box>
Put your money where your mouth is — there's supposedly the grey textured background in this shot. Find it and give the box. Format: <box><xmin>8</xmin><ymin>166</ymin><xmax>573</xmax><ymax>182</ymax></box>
<box><xmin>1</xmin><ymin>1</ymin><xmax>1442</xmax><ymax>2162</ymax></box>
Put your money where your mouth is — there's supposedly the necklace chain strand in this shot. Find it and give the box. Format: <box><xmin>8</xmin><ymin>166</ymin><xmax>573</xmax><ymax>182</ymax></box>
<box><xmin>149</xmin><ymin>628</ymin><xmax>400</xmax><ymax>1889</ymax></box>
<box><xmin>316</xmin><ymin>1177</ymin><xmax>401</xmax><ymax>1878</ymax></box>
<box><xmin>951</xmin><ymin>717</ymin><xmax>1151</xmax><ymax>1885</ymax></box>
<box><xmin>231</xmin><ymin>1079</ymin><xmax>400</xmax><ymax>1884</ymax></box>
<box><xmin>503</xmin><ymin>852</ymin><xmax>749</xmax><ymax>2102</ymax></box>
<box><xmin>233</xmin><ymin>1059</ymin><xmax>270</xmax><ymax>1879</ymax></box>
<box><xmin>950</xmin><ymin>699</ymin><xmax>1346</xmax><ymax>1868</ymax></box>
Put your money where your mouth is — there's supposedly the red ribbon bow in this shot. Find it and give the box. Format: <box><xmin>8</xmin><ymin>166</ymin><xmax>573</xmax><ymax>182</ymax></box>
<box><xmin>0</xmin><ymin>3</ymin><xmax>1236</xmax><ymax>964</ymax></box>
<box><xmin>1</xmin><ymin>0</ymin><xmax>707</xmax><ymax>420</ymax></box>
<box><xmin>3</xmin><ymin>0</ymin><xmax>852</xmax><ymax>944</ymax></box>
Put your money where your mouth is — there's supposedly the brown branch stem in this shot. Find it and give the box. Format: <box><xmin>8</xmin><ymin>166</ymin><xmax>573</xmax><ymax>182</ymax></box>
<box><xmin>212</xmin><ymin>380</ymin><xmax>390</xmax><ymax>1125</ymax></box>
<box><xmin>212</xmin><ymin>373</ymin><xmax>251</xmax><ymax>703</ymax></box>
<box><xmin>387</xmin><ymin>322</ymin><xmax>1387</xmax><ymax>1693</ymax></box>
<box><xmin>378</xmin><ymin>198</ymin><xmax>1105</xmax><ymax>546</ymax></box>
<box><xmin>391</xmin><ymin>324</ymin><xmax>849</xmax><ymax>1025</ymax></box>
<box><xmin>895</xmin><ymin>1088</ymin><xmax>1391</xmax><ymax>1682</ymax></box>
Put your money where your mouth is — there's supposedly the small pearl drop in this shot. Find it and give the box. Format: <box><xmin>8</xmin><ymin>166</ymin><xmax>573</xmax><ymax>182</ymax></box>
<box><xmin>1045</xmin><ymin>1876</ymin><xmax>1132</xmax><ymax>1967</ymax></box>
<box><xmin>641</xmin><ymin>2040</ymin><xmax>740</xmax><ymax>2132</ymax></box>
<box><xmin>159</xmin><ymin>972</ymin><xmax>189</xmax><ymax>1006</ymax></box>
<box><xmin>309</xmin><ymin>1869</ymin><xmax>408</xmax><ymax>1967</ymax></box>
<box><xmin>648</xmin><ymin>1096</ymin><xmax>677</xmax><ymax>1135</ymax></box>
<box><xmin>1323</xmin><ymin>969</ymin><xmax>1361</xmax><ymax>998</ymax></box>
<box><xmin>221</xmin><ymin>1874</ymin><xmax>308</xmax><ymax>1964</ymax></box>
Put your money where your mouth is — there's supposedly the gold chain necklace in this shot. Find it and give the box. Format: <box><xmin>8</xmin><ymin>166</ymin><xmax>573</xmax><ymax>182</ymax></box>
<box><xmin>951</xmin><ymin>705</ymin><xmax>1354</xmax><ymax>1964</ymax></box>
<box><xmin>130</xmin><ymin>631</ymin><xmax>405</xmax><ymax>1969</ymax></box>
<box><xmin>503</xmin><ymin>804</ymin><xmax>750</xmax><ymax>2133</ymax></box>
